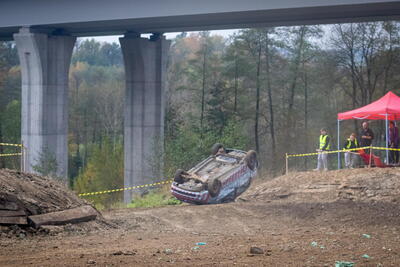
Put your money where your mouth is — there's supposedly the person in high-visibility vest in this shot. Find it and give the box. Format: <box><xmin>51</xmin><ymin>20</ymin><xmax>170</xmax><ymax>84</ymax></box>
<box><xmin>343</xmin><ymin>133</ymin><xmax>359</xmax><ymax>168</ymax></box>
<box><xmin>314</xmin><ymin>128</ymin><xmax>330</xmax><ymax>171</ymax></box>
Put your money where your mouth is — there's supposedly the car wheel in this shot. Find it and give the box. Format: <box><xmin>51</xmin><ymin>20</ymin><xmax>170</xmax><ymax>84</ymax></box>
<box><xmin>245</xmin><ymin>150</ymin><xmax>258</xmax><ymax>171</ymax></box>
<box><xmin>211</xmin><ymin>143</ymin><xmax>224</xmax><ymax>155</ymax></box>
<box><xmin>174</xmin><ymin>169</ymin><xmax>187</xmax><ymax>184</ymax></box>
<box><xmin>207</xmin><ymin>178</ymin><xmax>222</xmax><ymax>197</ymax></box>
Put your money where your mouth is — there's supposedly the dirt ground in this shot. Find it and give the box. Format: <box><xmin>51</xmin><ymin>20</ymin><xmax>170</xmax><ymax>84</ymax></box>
<box><xmin>1</xmin><ymin>168</ymin><xmax>400</xmax><ymax>266</ymax></box>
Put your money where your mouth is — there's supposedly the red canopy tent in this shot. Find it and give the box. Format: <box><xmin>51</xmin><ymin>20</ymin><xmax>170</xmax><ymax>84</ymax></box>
<box><xmin>336</xmin><ymin>91</ymin><xmax>400</xmax><ymax>168</ymax></box>
<box><xmin>338</xmin><ymin>91</ymin><xmax>400</xmax><ymax>121</ymax></box>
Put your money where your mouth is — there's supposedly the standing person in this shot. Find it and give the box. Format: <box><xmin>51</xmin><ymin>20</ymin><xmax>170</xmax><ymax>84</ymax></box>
<box><xmin>314</xmin><ymin>128</ymin><xmax>330</xmax><ymax>171</ymax></box>
<box><xmin>388</xmin><ymin>121</ymin><xmax>399</xmax><ymax>164</ymax></box>
<box><xmin>359</xmin><ymin>122</ymin><xmax>374</xmax><ymax>153</ymax></box>
<box><xmin>343</xmin><ymin>133</ymin><xmax>359</xmax><ymax>168</ymax></box>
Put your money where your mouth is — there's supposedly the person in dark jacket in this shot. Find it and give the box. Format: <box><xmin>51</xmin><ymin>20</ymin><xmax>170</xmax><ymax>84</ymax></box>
<box><xmin>343</xmin><ymin>133</ymin><xmax>359</xmax><ymax>168</ymax></box>
<box><xmin>314</xmin><ymin>128</ymin><xmax>330</xmax><ymax>171</ymax></box>
<box><xmin>359</xmin><ymin>121</ymin><xmax>374</xmax><ymax>148</ymax></box>
<box><xmin>388</xmin><ymin>121</ymin><xmax>399</xmax><ymax>164</ymax></box>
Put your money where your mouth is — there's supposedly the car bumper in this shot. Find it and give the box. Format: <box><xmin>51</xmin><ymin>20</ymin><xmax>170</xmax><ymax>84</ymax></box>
<box><xmin>170</xmin><ymin>183</ymin><xmax>210</xmax><ymax>204</ymax></box>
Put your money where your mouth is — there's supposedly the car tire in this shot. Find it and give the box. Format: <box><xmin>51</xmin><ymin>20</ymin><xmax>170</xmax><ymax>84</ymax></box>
<box><xmin>245</xmin><ymin>150</ymin><xmax>258</xmax><ymax>171</ymax></box>
<box><xmin>211</xmin><ymin>143</ymin><xmax>224</xmax><ymax>155</ymax></box>
<box><xmin>174</xmin><ymin>169</ymin><xmax>187</xmax><ymax>184</ymax></box>
<box><xmin>207</xmin><ymin>178</ymin><xmax>222</xmax><ymax>197</ymax></box>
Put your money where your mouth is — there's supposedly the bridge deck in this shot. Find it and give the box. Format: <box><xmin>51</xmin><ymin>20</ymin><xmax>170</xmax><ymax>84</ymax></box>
<box><xmin>1</xmin><ymin>0</ymin><xmax>400</xmax><ymax>39</ymax></box>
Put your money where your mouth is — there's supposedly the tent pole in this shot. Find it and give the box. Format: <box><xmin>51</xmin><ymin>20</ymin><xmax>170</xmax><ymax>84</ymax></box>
<box><xmin>385</xmin><ymin>114</ymin><xmax>389</xmax><ymax>164</ymax></box>
<box><xmin>337</xmin><ymin>119</ymin><xmax>341</xmax><ymax>169</ymax></box>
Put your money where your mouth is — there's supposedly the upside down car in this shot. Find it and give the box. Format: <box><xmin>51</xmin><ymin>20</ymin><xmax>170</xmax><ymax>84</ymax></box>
<box><xmin>171</xmin><ymin>144</ymin><xmax>258</xmax><ymax>204</ymax></box>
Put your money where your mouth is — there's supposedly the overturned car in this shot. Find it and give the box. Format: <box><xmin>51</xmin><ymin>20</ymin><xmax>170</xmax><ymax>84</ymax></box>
<box><xmin>171</xmin><ymin>144</ymin><xmax>258</xmax><ymax>204</ymax></box>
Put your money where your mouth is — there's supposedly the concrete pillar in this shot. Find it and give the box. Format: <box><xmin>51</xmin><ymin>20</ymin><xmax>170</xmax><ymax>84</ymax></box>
<box><xmin>119</xmin><ymin>33</ymin><xmax>170</xmax><ymax>203</ymax></box>
<box><xmin>13</xmin><ymin>27</ymin><xmax>76</xmax><ymax>179</ymax></box>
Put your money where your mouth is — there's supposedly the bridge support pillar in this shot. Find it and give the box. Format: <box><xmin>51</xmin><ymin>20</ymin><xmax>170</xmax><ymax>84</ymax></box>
<box><xmin>120</xmin><ymin>34</ymin><xmax>170</xmax><ymax>203</ymax></box>
<box><xmin>14</xmin><ymin>27</ymin><xmax>76</xmax><ymax>180</ymax></box>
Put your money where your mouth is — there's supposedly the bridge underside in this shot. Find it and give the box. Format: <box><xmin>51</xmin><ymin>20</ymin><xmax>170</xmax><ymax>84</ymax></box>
<box><xmin>1</xmin><ymin>1</ymin><xmax>400</xmax><ymax>39</ymax></box>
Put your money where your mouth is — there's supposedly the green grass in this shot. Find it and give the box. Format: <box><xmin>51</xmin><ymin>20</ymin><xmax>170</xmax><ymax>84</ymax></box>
<box><xmin>87</xmin><ymin>187</ymin><xmax>182</xmax><ymax>210</ymax></box>
<box><xmin>127</xmin><ymin>191</ymin><xmax>182</xmax><ymax>209</ymax></box>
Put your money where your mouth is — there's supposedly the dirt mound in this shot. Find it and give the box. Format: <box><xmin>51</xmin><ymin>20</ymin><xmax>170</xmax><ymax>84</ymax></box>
<box><xmin>241</xmin><ymin>168</ymin><xmax>400</xmax><ymax>203</ymax></box>
<box><xmin>0</xmin><ymin>169</ymin><xmax>110</xmax><ymax>235</ymax></box>
<box><xmin>0</xmin><ymin>169</ymin><xmax>86</xmax><ymax>215</ymax></box>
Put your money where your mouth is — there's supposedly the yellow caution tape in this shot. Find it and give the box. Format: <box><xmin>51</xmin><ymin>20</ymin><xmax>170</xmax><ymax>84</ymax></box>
<box><xmin>0</xmin><ymin>143</ymin><xmax>22</xmax><ymax>147</ymax></box>
<box><xmin>370</xmin><ymin>146</ymin><xmax>400</xmax><ymax>151</ymax></box>
<box><xmin>286</xmin><ymin>146</ymin><xmax>400</xmax><ymax>158</ymax></box>
<box><xmin>0</xmin><ymin>153</ymin><xmax>22</xmax><ymax>157</ymax></box>
<box><xmin>78</xmin><ymin>179</ymin><xmax>173</xmax><ymax>197</ymax></box>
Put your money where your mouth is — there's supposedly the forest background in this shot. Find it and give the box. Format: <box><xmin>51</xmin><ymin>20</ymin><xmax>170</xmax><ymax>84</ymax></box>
<box><xmin>1</xmin><ymin>22</ymin><xmax>400</xmax><ymax>206</ymax></box>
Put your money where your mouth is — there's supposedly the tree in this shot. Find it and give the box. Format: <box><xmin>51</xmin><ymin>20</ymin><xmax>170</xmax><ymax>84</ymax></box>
<box><xmin>74</xmin><ymin>140</ymin><xmax>123</xmax><ymax>208</ymax></box>
<box><xmin>237</xmin><ymin>29</ymin><xmax>264</xmax><ymax>153</ymax></box>
<box><xmin>68</xmin><ymin>59</ymin><xmax>124</xmax><ymax>178</ymax></box>
<box><xmin>206</xmin><ymin>81</ymin><xmax>231</xmax><ymax>135</ymax></box>
<box><xmin>32</xmin><ymin>147</ymin><xmax>59</xmax><ymax>179</ymax></box>
<box><xmin>281</xmin><ymin>26</ymin><xmax>322</xmax><ymax>141</ymax></box>
<box><xmin>184</xmin><ymin>32</ymin><xmax>226</xmax><ymax>138</ymax></box>
<box><xmin>264</xmin><ymin>28</ymin><xmax>277</xmax><ymax>167</ymax></box>
<box><xmin>330</xmin><ymin>22</ymin><xmax>399</xmax><ymax>106</ymax></box>
<box><xmin>72</xmin><ymin>39</ymin><xmax>122</xmax><ymax>66</ymax></box>
<box><xmin>99</xmin><ymin>42</ymin><xmax>123</xmax><ymax>66</ymax></box>
<box><xmin>0</xmin><ymin>43</ymin><xmax>20</xmax><ymax>168</ymax></box>
<box><xmin>330</xmin><ymin>22</ymin><xmax>400</xmax><ymax>142</ymax></box>
<box><xmin>72</xmin><ymin>39</ymin><xmax>102</xmax><ymax>66</ymax></box>
<box><xmin>1</xmin><ymin>100</ymin><xmax>20</xmax><ymax>144</ymax></box>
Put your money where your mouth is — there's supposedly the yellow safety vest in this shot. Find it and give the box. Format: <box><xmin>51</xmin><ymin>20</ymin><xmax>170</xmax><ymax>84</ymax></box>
<box><xmin>345</xmin><ymin>138</ymin><xmax>358</xmax><ymax>149</ymax></box>
<box><xmin>319</xmin><ymin>135</ymin><xmax>330</xmax><ymax>150</ymax></box>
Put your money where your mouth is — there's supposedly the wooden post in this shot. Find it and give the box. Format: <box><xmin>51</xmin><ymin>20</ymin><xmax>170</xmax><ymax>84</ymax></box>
<box><xmin>337</xmin><ymin>119</ymin><xmax>341</xmax><ymax>169</ymax></box>
<box><xmin>368</xmin><ymin>146</ymin><xmax>373</xmax><ymax>168</ymax></box>
<box><xmin>285</xmin><ymin>153</ymin><xmax>289</xmax><ymax>175</ymax></box>
<box><xmin>24</xmin><ymin>145</ymin><xmax>26</xmax><ymax>172</ymax></box>
<box><xmin>22</xmin><ymin>142</ymin><xmax>26</xmax><ymax>172</ymax></box>
<box><xmin>20</xmin><ymin>141</ymin><xmax>24</xmax><ymax>172</ymax></box>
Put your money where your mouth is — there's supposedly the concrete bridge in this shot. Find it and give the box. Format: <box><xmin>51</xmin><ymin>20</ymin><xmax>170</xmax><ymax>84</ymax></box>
<box><xmin>1</xmin><ymin>0</ymin><xmax>400</xmax><ymax>203</ymax></box>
